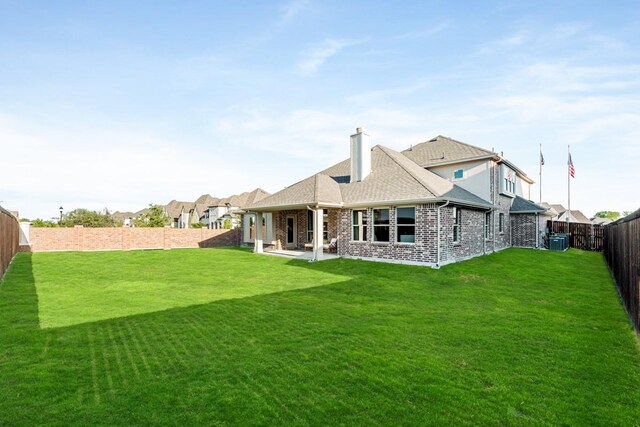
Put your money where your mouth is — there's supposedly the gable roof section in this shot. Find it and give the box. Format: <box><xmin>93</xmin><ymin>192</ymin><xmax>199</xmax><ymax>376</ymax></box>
<box><xmin>165</xmin><ymin>200</ymin><xmax>193</xmax><ymax>219</ymax></box>
<box><xmin>510</xmin><ymin>196</ymin><xmax>547</xmax><ymax>214</ymax></box>
<box><xmin>402</xmin><ymin>135</ymin><xmax>534</xmax><ymax>184</ymax></box>
<box><xmin>557</xmin><ymin>209</ymin><xmax>591</xmax><ymax>224</ymax></box>
<box><xmin>249</xmin><ymin>145</ymin><xmax>495</xmax><ymax>211</ymax></box>
<box><xmin>211</xmin><ymin>188</ymin><xmax>270</xmax><ymax>208</ymax></box>
<box><xmin>195</xmin><ymin>194</ymin><xmax>220</xmax><ymax>206</ymax></box>
<box><xmin>402</xmin><ymin>135</ymin><xmax>495</xmax><ymax>168</ymax></box>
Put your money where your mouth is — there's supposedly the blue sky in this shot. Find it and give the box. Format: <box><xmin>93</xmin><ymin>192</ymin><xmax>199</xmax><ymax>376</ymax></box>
<box><xmin>1</xmin><ymin>0</ymin><xmax>639</xmax><ymax>219</ymax></box>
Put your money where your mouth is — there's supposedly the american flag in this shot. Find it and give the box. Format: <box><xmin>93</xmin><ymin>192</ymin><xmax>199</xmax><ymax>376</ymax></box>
<box><xmin>568</xmin><ymin>153</ymin><xmax>575</xmax><ymax>178</ymax></box>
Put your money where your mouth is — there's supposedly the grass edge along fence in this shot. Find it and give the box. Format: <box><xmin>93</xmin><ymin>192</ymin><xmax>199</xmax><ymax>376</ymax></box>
<box><xmin>0</xmin><ymin>207</ymin><xmax>19</xmax><ymax>280</ymax></box>
<box><xmin>603</xmin><ymin>208</ymin><xmax>640</xmax><ymax>334</ymax></box>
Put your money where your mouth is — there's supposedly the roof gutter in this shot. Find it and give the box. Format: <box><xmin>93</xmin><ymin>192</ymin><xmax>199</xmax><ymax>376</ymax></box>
<box><xmin>497</xmin><ymin>157</ymin><xmax>535</xmax><ymax>184</ymax></box>
<box><xmin>250</xmin><ymin>197</ymin><xmax>496</xmax><ymax>212</ymax></box>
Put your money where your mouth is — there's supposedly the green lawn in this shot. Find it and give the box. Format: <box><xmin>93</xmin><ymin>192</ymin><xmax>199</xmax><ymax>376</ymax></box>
<box><xmin>0</xmin><ymin>248</ymin><xmax>638</xmax><ymax>426</ymax></box>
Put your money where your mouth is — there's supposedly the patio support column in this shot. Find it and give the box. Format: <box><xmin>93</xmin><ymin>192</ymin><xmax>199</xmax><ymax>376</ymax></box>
<box><xmin>313</xmin><ymin>207</ymin><xmax>324</xmax><ymax>261</ymax></box>
<box><xmin>254</xmin><ymin>212</ymin><xmax>264</xmax><ymax>254</ymax></box>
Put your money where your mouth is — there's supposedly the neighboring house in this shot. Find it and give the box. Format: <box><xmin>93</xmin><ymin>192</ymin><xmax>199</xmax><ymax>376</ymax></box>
<box><xmin>539</xmin><ymin>203</ymin><xmax>591</xmax><ymax>224</ymax></box>
<box><xmin>194</xmin><ymin>194</ymin><xmax>220</xmax><ymax>228</ymax></box>
<box><xmin>208</xmin><ymin>188</ymin><xmax>270</xmax><ymax>230</ymax></box>
<box><xmin>164</xmin><ymin>200</ymin><xmax>199</xmax><ymax>228</ymax></box>
<box><xmin>591</xmin><ymin>217</ymin><xmax>613</xmax><ymax>225</ymax></box>
<box><xmin>245</xmin><ymin>128</ymin><xmax>547</xmax><ymax>266</ymax></box>
<box><xmin>161</xmin><ymin>191</ymin><xmax>270</xmax><ymax>229</ymax></box>
<box><xmin>111</xmin><ymin>211</ymin><xmax>135</xmax><ymax>227</ymax></box>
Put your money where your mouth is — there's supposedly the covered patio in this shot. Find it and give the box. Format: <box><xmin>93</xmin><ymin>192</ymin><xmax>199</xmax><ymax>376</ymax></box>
<box><xmin>252</xmin><ymin>206</ymin><xmax>340</xmax><ymax>262</ymax></box>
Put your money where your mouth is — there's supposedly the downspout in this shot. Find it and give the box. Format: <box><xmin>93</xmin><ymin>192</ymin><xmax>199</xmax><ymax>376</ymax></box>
<box><xmin>492</xmin><ymin>208</ymin><xmax>496</xmax><ymax>252</ymax></box>
<box><xmin>436</xmin><ymin>200</ymin><xmax>451</xmax><ymax>268</ymax></box>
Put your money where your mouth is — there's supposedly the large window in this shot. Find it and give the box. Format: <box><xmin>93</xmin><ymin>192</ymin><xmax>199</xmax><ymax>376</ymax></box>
<box><xmin>352</xmin><ymin>210</ymin><xmax>368</xmax><ymax>241</ymax></box>
<box><xmin>373</xmin><ymin>208</ymin><xmax>390</xmax><ymax>242</ymax></box>
<box><xmin>453</xmin><ymin>207</ymin><xmax>461</xmax><ymax>243</ymax></box>
<box><xmin>499</xmin><ymin>213</ymin><xmax>504</xmax><ymax>233</ymax></box>
<box><xmin>396</xmin><ymin>207</ymin><xmax>416</xmax><ymax>243</ymax></box>
<box><xmin>307</xmin><ymin>210</ymin><xmax>329</xmax><ymax>242</ymax></box>
<box><xmin>485</xmin><ymin>212</ymin><xmax>491</xmax><ymax>239</ymax></box>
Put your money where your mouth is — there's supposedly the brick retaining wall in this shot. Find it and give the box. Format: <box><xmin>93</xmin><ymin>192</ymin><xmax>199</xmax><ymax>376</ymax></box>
<box><xmin>26</xmin><ymin>226</ymin><xmax>240</xmax><ymax>252</ymax></box>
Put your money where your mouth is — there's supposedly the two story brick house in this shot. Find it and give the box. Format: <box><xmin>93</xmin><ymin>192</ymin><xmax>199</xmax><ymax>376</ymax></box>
<box><xmin>244</xmin><ymin>128</ymin><xmax>546</xmax><ymax>266</ymax></box>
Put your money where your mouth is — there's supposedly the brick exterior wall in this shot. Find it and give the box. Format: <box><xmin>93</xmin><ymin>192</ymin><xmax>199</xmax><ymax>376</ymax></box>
<box><xmin>439</xmin><ymin>206</ymin><xmax>487</xmax><ymax>264</ymax></box>
<box><xmin>511</xmin><ymin>214</ymin><xmax>540</xmax><ymax>248</ymax></box>
<box><xmin>337</xmin><ymin>205</ymin><xmax>439</xmax><ymax>263</ymax></box>
<box><xmin>26</xmin><ymin>226</ymin><xmax>241</xmax><ymax>252</ymax></box>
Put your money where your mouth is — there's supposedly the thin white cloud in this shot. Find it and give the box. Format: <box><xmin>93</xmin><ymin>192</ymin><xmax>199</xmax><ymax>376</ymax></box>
<box><xmin>279</xmin><ymin>0</ymin><xmax>310</xmax><ymax>26</ymax></box>
<box><xmin>297</xmin><ymin>38</ymin><xmax>368</xmax><ymax>75</ymax></box>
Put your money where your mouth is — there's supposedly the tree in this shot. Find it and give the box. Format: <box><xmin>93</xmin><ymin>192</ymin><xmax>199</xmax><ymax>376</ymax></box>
<box><xmin>60</xmin><ymin>208</ymin><xmax>117</xmax><ymax>227</ymax></box>
<box><xmin>622</xmin><ymin>210</ymin><xmax>633</xmax><ymax>217</ymax></box>
<box><xmin>133</xmin><ymin>204</ymin><xmax>169</xmax><ymax>227</ymax></box>
<box><xmin>594</xmin><ymin>211</ymin><xmax>620</xmax><ymax>221</ymax></box>
<box><xmin>222</xmin><ymin>219</ymin><xmax>233</xmax><ymax>229</ymax></box>
<box><xmin>31</xmin><ymin>218</ymin><xmax>59</xmax><ymax>227</ymax></box>
<box><xmin>190</xmin><ymin>222</ymin><xmax>204</xmax><ymax>229</ymax></box>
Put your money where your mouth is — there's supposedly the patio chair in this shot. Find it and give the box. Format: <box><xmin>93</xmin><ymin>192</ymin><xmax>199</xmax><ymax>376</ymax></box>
<box><xmin>323</xmin><ymin>238</ymin><xmax>338</xmax><ymax>253</ymax></box>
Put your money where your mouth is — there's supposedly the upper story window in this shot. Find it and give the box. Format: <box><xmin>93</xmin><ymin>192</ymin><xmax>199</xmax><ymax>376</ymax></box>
<box><xmin>500</xmin><ymin>164</ymin><xmax>517</xmax><ymax>196</ymax></box>
<box><xmin>453</xmin><ymin>207</ymin><xmax>461</xmax><ymax>243</ymax></box>
<box><xmin>453</xmin><ymin>169</ymin><xmax>464</xmax><ymax>180</ymax></box>
<box><xmin>373</xmin><ymin>208</ymin><xmax>390</xmax><ymax>242</ymax></box>
<box><xmin>352</xmin><ymin>210</ymin><xmax>368</xmax><ymax>242</ymax></box>
<box><xmin>396</xmin><ymin>207</ymin><xmax>416</xmax><ymax>243</ymax></box>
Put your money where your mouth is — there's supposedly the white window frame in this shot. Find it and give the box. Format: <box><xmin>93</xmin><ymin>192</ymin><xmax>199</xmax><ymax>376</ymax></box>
<box><xmin>352</xmin><ymin>210</ymin><xmax>368</xmax><ymax>242</ymax></box>
<box><xmin>395</xmin><ymin>206</ymin><xmax>416</xmax><ymax>244</ymax></box>
<box><xmin>453</xmin><ymin>207</ymin><xmax>461</xmax><ymax>243</ymax></box>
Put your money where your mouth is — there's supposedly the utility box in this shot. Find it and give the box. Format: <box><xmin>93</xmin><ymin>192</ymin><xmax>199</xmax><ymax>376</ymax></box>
<box><xmin>549</xmin><ymin>234</ymin><xmax>569</xmax><ymax>251</ymax></box>
<box><xmin>549</xmin><ymin>236</ymin><xmax>563</xmax><ymax>251</ymax></box>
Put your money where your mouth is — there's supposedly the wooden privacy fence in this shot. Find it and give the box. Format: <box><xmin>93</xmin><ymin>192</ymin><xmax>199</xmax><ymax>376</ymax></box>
<box><xmin>0</xmin><ymin>207</ymin><xmax>20</xmax><ymax>279</ymax></box>
<box><xmin>547</xmin><ymin>221</ymin><xmax>603</xmax><ymax>251</ymax></box>
<box><xmin>603</xmin><ymin>209</ymin><xmax>640</xmax><ymax>334</ymax></box>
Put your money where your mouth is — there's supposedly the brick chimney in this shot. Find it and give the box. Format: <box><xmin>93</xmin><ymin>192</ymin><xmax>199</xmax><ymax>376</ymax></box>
<box><xmin>350</xmin><ymin>127</ymin><xmax>371</xmax><ymax>183</ymax></box>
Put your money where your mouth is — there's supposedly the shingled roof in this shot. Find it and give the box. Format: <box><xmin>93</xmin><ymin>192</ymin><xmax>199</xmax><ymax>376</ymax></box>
<box><xmin>248</xmin><ymin>145</ymin><xmax>494</xmax><ymax>211</ymax></box>
<box><xmin>213</xmin><ymin>188</ymin><xmax>271</xmax><ymax>208</ymax></box>
<box><xmin>402</xmin><ymin>135</ymin><xmax>495</xmax><ymax>168</ymax></box>
<box><xmin>510</xmin><ymin>196</ymin><xmax>547</xmax><ymax>214</ymax></box>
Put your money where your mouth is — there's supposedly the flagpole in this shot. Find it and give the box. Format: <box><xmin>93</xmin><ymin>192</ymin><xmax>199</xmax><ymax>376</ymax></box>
<box><xmin>539</xmin><ymin>143</ymin><xmax>542</xmax><ymax>203</ymax></box>
<box><xmin>567</xmin><ymin>144</ymin><xmax>570</xmax><ymax>234</ymax></box>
